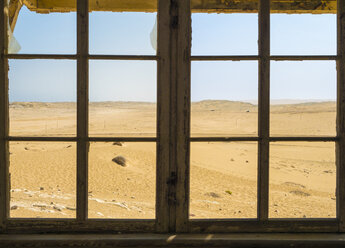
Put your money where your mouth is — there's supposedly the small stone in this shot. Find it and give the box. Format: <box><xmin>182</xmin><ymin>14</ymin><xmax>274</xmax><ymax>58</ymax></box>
<box><xmin>40</xmin><ymin>187</ymin><xmax>44</xmax><ymax>190</ymax></box>
<box><xmin>245</xmin><ymin>160</ymin><xmax>249</xmax><ymax>163</ymax></box>
<box><xmin>112</xmin><ymin>142</ymin><xmax>123</xmax><ymax>146</ymax></box>
<box><xmin>10</xmin><ymin>205</ymin><xmax>18</xmax><ymax>210</ymax></box>
<box><xmin>112</xmin><ymin>156</ymin><xmax>127</xmax><ymax>167</ymax></box>
<box><xmin>53</xmin><ymin>206</ymin><xmax>62</xmax><ymax>212</ymax></box>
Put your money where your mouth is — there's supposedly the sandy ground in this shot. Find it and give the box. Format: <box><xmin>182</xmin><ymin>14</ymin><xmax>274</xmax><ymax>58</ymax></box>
<box><xmin>9</xmin><ymin>101</ymin><xmax>336</xmax><ymax>219</ymax></box>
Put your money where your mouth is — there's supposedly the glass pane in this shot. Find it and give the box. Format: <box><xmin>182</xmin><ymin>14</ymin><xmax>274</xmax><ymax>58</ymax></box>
<box><xmin>88</xmin><ymin>142</ymin><xmax>156</xmax><ymax>219</ymax></box>
<box><xmin>191</xmin><ymin>61</ymin><xmax>258</xmax><ymax>137</ymax></box>
<box><xmin>269</xmin><ymin>142</ymin><xmax>336</xmax><ymax>218</ymax></box>
<box><xmin>89</xmin><ymin>60</ymin><xmax>156</xmax><ymax>137</ymax></box>
<box><xmin>9</xmin><ymin>1</ymin><xmax>76</xmax><ymax>54</ymax></box>
<box><xmin>270</xmin><ymin>61</ymin><xmax>336</xmax><ymax>137</ymax></box>
<box><xmin>190</xmin><ymin>142</ymin><xmax>257</xmax><ymax>218</ymax></box>
<box><xmin>10</xmin><ymin>142</ymin><xmax>76</xmax><ymax>218</ymax></box>
<box><xmin>9</xmin><ymin>60</ymin><xmax>76</xmax><ymax>137</ymax></box>
<box><xmin>270</xmin><ymin>0</ymin><xmax>336</xmax><ymax>55</ymax></box>
<box><xmin>191</xmin><ymin>1</ymin><xmax>258</xmax><ymax>56</ymax></box>
<box><xmin>89</xmin><ymin>0</ymin><xmax>157</xmax><ymax>55</ymax></box>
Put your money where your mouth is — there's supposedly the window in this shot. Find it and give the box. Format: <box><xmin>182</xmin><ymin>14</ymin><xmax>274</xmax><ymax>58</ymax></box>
<box><xmin>0</xmin><ymin>0</ymin><xmax>344</xmax><ymax>234</ymax></box>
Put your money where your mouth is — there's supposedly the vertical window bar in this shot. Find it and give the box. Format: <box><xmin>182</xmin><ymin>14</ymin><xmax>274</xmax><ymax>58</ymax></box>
<box><xmin>168</xmin><ymin>0</ymin><xmax>178</xmax><ymax>233</ymax></box>
<box><xmin>156</xmin><ymin>0</ymin><xmax>171</xmax><ymax>233</ymax></box>
<box><xmin>77</xmin><ymin>0</ymin><xmax>89</xmax><ymax>221</ymax></box>
<box><xmin>175</xmin><ymin>0</ymin><xmax>191</xmax><ymax>233</ymax></box>
<box><xmin>258</xmin><ymin>0</ymin><xmax>270</xmax><ymax>221</ymax></box>
<box><xmin>0</xmin><ymin>0</ymin><xmax>9</xmax><ymax>228</ymax></box>
<box><xmin>337</xmin><ymin>0</ymin><xmax>345</xmax><ymax>231</ymax></box>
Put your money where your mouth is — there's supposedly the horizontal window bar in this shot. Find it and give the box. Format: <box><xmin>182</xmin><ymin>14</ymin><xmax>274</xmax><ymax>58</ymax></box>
<box><xmin>190</xmin><ymin>137</ymin><xmax>259</xmax><ymax>142</ymax></box>
<box><xmin>8</xmin><ymin>137</ymin><xmax>336</xmax><ymax>142</ymax></box>
<box><xmin>190</xmin><ymin>137</ymin><xmax>337</xmax><ymax>142</ymax></box>
<box><xmin>5</xmin><ymin>219</ymin><xmax>155</xmax><ymax>233</ymax></box>
<box><xmin>88</xmin><ymin>137</ymin><xmax>156</xmax><ymax>142</ymax></box>
<box><xmin>89</xmin><ymin>55</ymin><xmax>158</xmax><ymax>60</ymax></box>
<box><xmin>271</xmin><ymin>55</ymin><xmax>337</xmax><ymax>61</ymax></box>
<box><xmin>191</xmin><ymin>55</ymin><xmax>337</xmax><ymax>61</ymax></box>
<box><xmin>270</xmin><ymin>137</ymin><xmax>337</xmax><ymax>142</ymax></box>
<box><xmin>7</xmin><ymin>137</ymin><xmax>157</xmax><ymax>142</ymax></box>
<box><xmin>6</xmin><ymin>55</ymin><xmax>336</xmax><ymax>61</ymax></box>
<box><xmin>191</xmin><ymin>56</ymin><xmax>259</xmax><ymax>61</ymax></box>
<box><xmin>189</xmin><ymin>219</ymin><xmax>338</xmax><ymax>233</ymax></box>
<box><xmin>5</xmin><ymin>54</ymin><xmax>77</xmax><ymax>60</ymax></box>
<box><xmin>5</xmin><ymin>54</ymin><xmax>158</xmax><ymax>61</ymax></box>
<box><xmin>7</xmin><ymin>136</ymin><xmax>77</xmax><ymax>142</ymax></box>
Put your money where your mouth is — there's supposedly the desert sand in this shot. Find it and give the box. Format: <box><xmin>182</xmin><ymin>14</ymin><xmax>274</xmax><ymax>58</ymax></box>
<box><xmin>9</xmin><ymin>100</ymin><xmax>336</xmax><ymax>219</ymax></box>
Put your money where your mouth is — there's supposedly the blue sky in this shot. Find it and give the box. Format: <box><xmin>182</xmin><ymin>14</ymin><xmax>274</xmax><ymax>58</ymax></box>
<box><xmin>9</xmin><ymin>6</ymin><xmax>337</xmax><ymax>103</ymax></box>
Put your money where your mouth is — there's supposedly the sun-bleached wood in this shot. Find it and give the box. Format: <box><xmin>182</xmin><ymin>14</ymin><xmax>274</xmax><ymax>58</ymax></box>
<box><xmin>175</xmin><ymin>0</ymin><xmax>191</xmax><ymax>233</ymax></box>
<box><xmin>156</xmin><ymin>0</ymin><xmax>171</xmax><ymax>233</ymax></box>
<box><xmin>2</xmin><ymin>232</ymin><xmax>345</xmax><ymax>247</ymax></box>
<box><xmin>21</xmin><ymin>0</ymin><xmax>337</xmax><ymax>14</ymax></box>
<box><xmin>258</xmin><ymin>0</ymin><xmax>270</xmax><ymax>221</ymax></box>
<box><xmin>0</xmin><ymin>0</ymin><xmax>343</xmax><ymax>237</ymax></box>
<box><xmin>76</xmin><ymin>0</ymin><xmax>89</xmax><ymax>221</ymax></box>
<box><xmin>0</xmin><ymin>0</ymin><xmax>9</xmax><ymax>231</ymax></box>
<box><xmin>337</xmin><ymin>0</ymin><xmax>345</xmax><ymax>232</ymax></box>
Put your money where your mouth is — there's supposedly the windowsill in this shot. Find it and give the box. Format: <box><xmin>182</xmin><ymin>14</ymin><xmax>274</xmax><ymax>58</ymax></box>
<box><xmin>0</xmin><ymin>233</ymin><xmax>345</xmax><ymax>247</ymax></box>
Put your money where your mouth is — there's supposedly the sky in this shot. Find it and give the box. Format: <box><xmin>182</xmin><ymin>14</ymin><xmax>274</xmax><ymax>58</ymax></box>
<box><xmin>9</xmin><ymin>5</ymin><xmax>337</xmax><ymax>103</ymax></box>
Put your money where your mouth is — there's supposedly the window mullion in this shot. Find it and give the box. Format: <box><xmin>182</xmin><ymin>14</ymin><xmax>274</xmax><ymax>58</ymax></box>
<box><xmin>156</xmin><ymin>0</ymin><xmax>191</xmax><ymax>233</ymax></box>
<box><xmin>0</xmin><ymin>0</ymin><xmax>9</xmax><ymax>229</ymax></box>
<box><xmin>156</xmin><ymin>0</ymin><xmax>172</xmax><ymax>233</ymax></box>
<box><xmin>258</xmin><ymin>0</ymin><xmax>270</xmax><ymax>221</ymax></box>
<box><xmin>175</xmin><ymin>0</ymin><xmax>191</xmax><ymax>233</ymax></box>
<box><xmin>336</xmin><ymin>0</ymin><xmax>345</xmax><ymax>232</ymax></box>
<box><xmin>76</xmin><ymin>0</ymin><xmax>89</xmax><ymax>221</ymax></box>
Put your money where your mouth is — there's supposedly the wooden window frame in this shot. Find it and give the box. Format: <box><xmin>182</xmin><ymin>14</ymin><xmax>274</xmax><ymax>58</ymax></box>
<box><xmin>0</xmin><ymin>0</ymin><xmax>344</xmax><ymax>234</ymax></box>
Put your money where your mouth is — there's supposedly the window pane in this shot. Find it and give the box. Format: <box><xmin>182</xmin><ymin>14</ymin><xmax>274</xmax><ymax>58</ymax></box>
<box><xmin>89</xmin><ymin>60</ymin><xmax>156</xmax><ymax>137</ymax></box>
<box><xmin>191</xmin><ymin>4</ymin><xmax>258</xmax><ymax>55</ymax></box>
<box><xmin>270</xmin><ymin>61</ymin><xmax>336</xmax><ymax>137</ymax></box>
<box><xmin>9</xmin><ymin>1</ymin><xmax>76</xmax><ymax>54</ymax></box>
<box><xmin>9</xmin><ymin>60</ymin><xmax>76</xmax><ymax>137</ymax></box>
<box><xmin>270</xmin><ymin>0</ymin><xmax>336</xmax><ymax>55</ymax></box>
<box><xmin>269</xmin><ymin>142</ymin><xmax>336</xmax><ymax>218</ymax></box>
<box><xmin>10</xmin><ymin>142</ymin><xmax>76</xmax><ymax>218</ymax></box>
<box><xmin>89</xmin><ymin>0</ymin><xmax>157</xmax><ymax>55</ymax></box>
<box><xmin>190</xmin><ymin>142</ymin><xmax>257</xmax><ymax>218</ymax></box>
<box><xmin>191</xmin><ymin>61</ymin><xmax>258</xmax><ymax>137</ymax></box>
<box><xmin>88</xmin><ymin>142</ymin><xmax>155</xmax><ymax>219</ymax></box>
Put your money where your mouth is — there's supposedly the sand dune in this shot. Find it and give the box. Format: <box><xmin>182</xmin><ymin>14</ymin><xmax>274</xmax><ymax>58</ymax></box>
<box><xmin>9</xmin><ymin>100</ymin><xmax>336</xmax><ymax>219</ymax></box>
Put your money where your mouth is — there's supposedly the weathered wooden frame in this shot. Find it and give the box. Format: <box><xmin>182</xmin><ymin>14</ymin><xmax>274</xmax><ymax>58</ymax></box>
<box><xmin>187</xmin><ymin>0</ymin><xmax>345</xmax><ymax>233</ymax></box>
<box><xmin>0</xmin><ymin>0</ymin><xmax>344</xmax><ymax>234</ymax></box>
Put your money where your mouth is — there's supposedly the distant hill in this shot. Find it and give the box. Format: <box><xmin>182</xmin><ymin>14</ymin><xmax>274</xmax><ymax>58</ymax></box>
<box><xmin>9</xmin><ymin>100</ymin><xmax>336</xmax><ymax>113</ymax></box>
